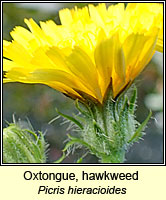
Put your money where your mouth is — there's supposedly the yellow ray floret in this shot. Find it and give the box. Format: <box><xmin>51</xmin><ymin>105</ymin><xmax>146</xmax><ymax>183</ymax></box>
<box><xmin>3</xmin><ymin>3</ymin><xmax>163</xmax><ymax>103</ymax></box>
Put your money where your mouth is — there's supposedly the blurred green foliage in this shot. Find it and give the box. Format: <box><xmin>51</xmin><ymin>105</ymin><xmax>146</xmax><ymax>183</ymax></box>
<box><xmin>3</xmin><ymin>3</ymin><xmax>163</xmax><ymax>163</ymax></box>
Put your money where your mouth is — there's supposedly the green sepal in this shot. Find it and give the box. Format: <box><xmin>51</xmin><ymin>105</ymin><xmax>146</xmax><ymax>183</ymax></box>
<box><xmin>54</xmin><ymin>134</ymin><xmax>92</xmax><ymax>163</ymax></box>
<box><xmin>55</xmin><ymin>86</ymin><xmax>152</xmax><ymax>163</ymax></box>
<box><xmin>128</xmin><ymin>110</ymin><xmax>152</xmax><ymax>144</ymax></box>
<box><xmin>129</xmin><ymin>86</ymin><xmax>137</xmax><ymax>114</ymax></box>
<box><xmin>75</xmin><ymin>99</ymin><xmax>90</xmax><ymax>118</ymax></box>
<box><xmin>56</xmin><ymin>108</ymin><xmax>83</xmax><ymax>129</ymax></box>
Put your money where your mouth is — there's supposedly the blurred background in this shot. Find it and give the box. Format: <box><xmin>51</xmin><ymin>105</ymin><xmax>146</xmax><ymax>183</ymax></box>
<box><xmin>3</xmin><ymin>2</ymin><xmax>163</xmax><ymax>163</ymax></box>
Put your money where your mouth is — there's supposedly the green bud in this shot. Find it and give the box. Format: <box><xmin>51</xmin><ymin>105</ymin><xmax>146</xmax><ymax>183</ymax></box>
<box><xmin>3</xmin><ymin>121</ymin><xmax>48</xmax><ymax>163</ymax></box>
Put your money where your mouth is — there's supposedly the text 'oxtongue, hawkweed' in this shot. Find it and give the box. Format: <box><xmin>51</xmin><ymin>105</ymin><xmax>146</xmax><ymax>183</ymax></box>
<box><xmin>3</xmin><ymin>3</ymin><xmax>163</xmax><ymax>163</ymax></box>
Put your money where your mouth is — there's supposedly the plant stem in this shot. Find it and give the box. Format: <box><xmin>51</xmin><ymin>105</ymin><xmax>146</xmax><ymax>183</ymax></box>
<box><xmin>101</xmin><ymin>149</ymin><xmax>126</xmax><ymax>163</ymax></box>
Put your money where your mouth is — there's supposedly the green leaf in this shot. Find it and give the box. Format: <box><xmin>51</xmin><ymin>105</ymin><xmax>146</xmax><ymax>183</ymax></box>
<box><xmin>56</xmin><ymin>108</ymin><xmax>83</xmax><ymax>129</ymax></box>
<box><xmin>128</xmin><ymin>111</ymin><xmax>152</xmax><ymax>143</ymax></box>
<box><xmin>129</xmin><ymin>87</ymin><xmax>137</xmax><ymax>114</ymax></box>
<box><xmin>76</xmin><ymin>157</ymin><xmax>83</xmax><ymax>163</ymax></box>
<box><xmin>93</xmin><ymin>119</ymin><xmax>105</xmax><ymax>134</ymax></box>
<box><xmin>54</xmin><ymin>152</ymin><xmax>66</xmax><ymax>163</ymax></box>
<box><xmin>75</xmin><ymin>99</ymin><xmax>90</xmax><ymax>117</ymax></box>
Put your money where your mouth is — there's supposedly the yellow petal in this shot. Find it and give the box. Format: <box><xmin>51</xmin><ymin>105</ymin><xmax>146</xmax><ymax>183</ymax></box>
<box><xmin>88</xmin><ymin>4</ymin><xmax>105</xmax><ymax>27</ymax></box>
<box><xmin>10</xmin><ymin>26</ymin><xmax>34</xmax><ymax>45</ymax></box>
<box><xmin>156</xmin><ymin>27</ymin><xmax>163</xmax><ymax>52</ymax></box>
<box><xmin>94</xmin><ymin>33</ymin><xmax>114</xmax><ymax>93</ymax></box>
<box><xmin>131</xmin><ymin>34</ymin><xmax>158</xmax><ymax>79</ymax></box>
<box><xmin>3</xmin><ymin>59</ymin><xmax>18</xmax><ymax>71</ymax></box>
<box><xmin>66</xmin><ymin>46</ymin><xmax>102</xmax><ymax>101</ymax></box>
<box><xmin>3</xmin><ymin>40</ymin><xmax>32</xmax><ymax>65</ymax></box>
<box><xmin>29</xmin><ymin>68</ymin><xmax>96</xmax><ymax>99</ymax></box>
<box><xmin>59</xmin><ymin>8</ymin><xmax>73</xmax><ymax>26</ymax></box>
<box><xmin>3</xmin><ymin>40</ymin><xmax>11</xmax><ymax>58</ymax></box>
<box><xmin>46</xmin><ymin>46</ymin><xmax>71</xmax><ymax>72</ymax></box>
<box><xmin>46</xmin><ymin>82</ymin><xmax>83</xmax><ymax>100</ymax></box>
<box><xmin>123</xmin><ymin>32</ymin><xmax>153</xmax><ymax>81</ymax></box>
<box><xmin>3</xmin><ymin>3</ymin><xmax>163</xmax><ymax>103</ymax></box>
<box><xmin>24</xmin><ymin>18</ymin><xmax>51</xmax><ymax>46</ymax></box>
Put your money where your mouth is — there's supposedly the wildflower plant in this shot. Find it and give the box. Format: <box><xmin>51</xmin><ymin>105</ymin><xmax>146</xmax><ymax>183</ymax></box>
<box><xmin>3</xmin><ymin>3</ymin><xmax>163</xmax><ymax>163</ymax></box>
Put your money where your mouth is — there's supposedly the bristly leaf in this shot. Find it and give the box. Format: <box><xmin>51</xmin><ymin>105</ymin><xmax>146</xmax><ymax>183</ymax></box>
<box><xmin>129</xmin><ymin>87</ymin><xmax>137</xmax><ymax>114</ymax></box>
<box><xmin>93</xmin><ymin>119</ymin><xmax>105</xmax><ymax>134</ymax></box>
<box><xmin>75</xmin><ymin>99</ymin><xmax>90</xmax><ymax>118</ymax></box>
<box><xmin>56</xmin><ymin>108</ymin><xmax>83</xmax><ymax>129</ymax></box>
<box><xmin>128</xmin><ymin>111</ymin><xmax>152</xmax><ymax>143</ymax></box>
<box><xmin>103</xmin><ymin>78</ymin><xmax>113</xmax><ymax>104</ymax></box>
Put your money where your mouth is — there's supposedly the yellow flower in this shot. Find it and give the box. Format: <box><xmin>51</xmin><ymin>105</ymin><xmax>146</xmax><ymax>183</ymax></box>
<box><xmin>3</xmin><ymin>3</ymin><xmax>163</xmax><ymax>103</ymax></box>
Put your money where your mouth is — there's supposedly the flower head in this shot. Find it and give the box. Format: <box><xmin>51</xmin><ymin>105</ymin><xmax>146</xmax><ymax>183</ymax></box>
<box><xmin>3</xmin><ymin>3</ymin><xmax>163</xmax><ymax>103</ymax></box>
